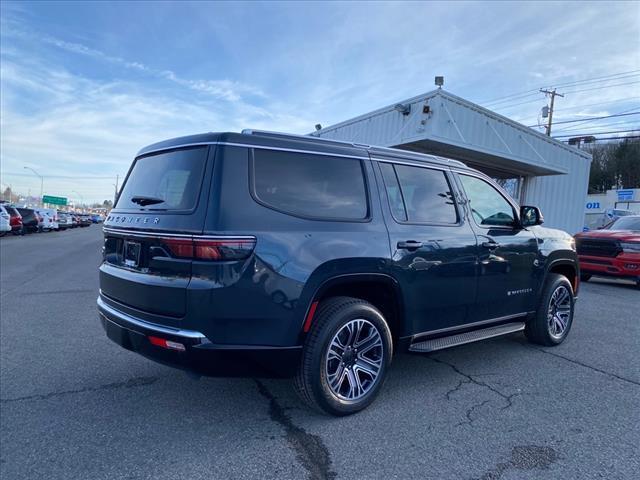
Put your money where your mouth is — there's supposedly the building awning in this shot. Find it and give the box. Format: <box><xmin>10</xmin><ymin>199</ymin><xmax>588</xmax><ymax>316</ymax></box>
<box><xmin>314</xmin><ymin>89</ymin><xmax>590</xmax><ymax>178</ymax></box>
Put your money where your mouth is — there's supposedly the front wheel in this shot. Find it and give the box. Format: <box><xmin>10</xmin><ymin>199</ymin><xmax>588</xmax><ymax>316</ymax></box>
<box><xmin>294</xmin><ymin>296</ymin><xmax>392</xmax><ymax>416</ymax></box>
<box><xmin>525</xmin><ymin>274</ymin><xmax>575</xmax><ymax>346</ymax></box>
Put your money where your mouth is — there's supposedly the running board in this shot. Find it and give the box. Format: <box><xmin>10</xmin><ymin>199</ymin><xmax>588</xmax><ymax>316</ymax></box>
<box><xmin>408</xmin><ymin>321</ymin><xmax>525</xmax><ymax>353</ymax></box>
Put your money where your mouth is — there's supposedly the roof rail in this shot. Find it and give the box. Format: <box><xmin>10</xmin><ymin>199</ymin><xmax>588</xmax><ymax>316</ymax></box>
<box><xmin>241</xmin><ymin>129</ymin><xmax>370</xmax><ymax>149</ymax></box>
<box><xmin>241</xmin><ymin>129</ymin><xmax>466</xmax><ymax>167</ymax></box>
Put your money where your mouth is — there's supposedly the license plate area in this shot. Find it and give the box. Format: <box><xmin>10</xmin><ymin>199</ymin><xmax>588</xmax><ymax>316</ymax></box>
<box><xmin>124</xmin><ymin>240</ymin><xmax>141</xmax><ymax>267</ymax></box>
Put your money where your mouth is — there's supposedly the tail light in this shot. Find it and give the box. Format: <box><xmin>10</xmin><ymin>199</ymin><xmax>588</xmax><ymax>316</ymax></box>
<box><xmin>161</xmin><ymin>236</ymin><xmax>256</xmax><ymax>261</ymax></box>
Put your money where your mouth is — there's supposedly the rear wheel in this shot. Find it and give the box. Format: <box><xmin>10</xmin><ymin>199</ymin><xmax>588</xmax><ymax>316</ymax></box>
<box><xmin>294</xmin><ymin>296</ymin><xmax>392</xmax><ymax>416</ymax></box>
<box><xmin>525</xmin><ymin>274</ymin><xmax>575</xmax><ymax>346</ymax></box>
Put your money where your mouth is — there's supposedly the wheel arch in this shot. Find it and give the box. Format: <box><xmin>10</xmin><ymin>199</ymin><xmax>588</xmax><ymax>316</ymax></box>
<box><xmin>546</xmin><ymin>258</ymin><xmax>579</xmax><ymax>295</ymax></box>
<box><xmin>299</xmin><ymin>273</ymin><xmax>405</xmax><ymax>344</ymax></box>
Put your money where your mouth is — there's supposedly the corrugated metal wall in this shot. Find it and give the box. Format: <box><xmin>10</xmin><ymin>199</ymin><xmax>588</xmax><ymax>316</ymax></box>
<box><xmin>523</xmin><ymin>160</ymin><xmax>591</xmax><ymax>234</ymax></box>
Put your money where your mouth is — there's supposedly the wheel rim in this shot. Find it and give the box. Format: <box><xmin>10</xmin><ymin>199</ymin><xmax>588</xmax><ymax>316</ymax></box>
<box><xmin>547</xmin><ymin>285</ymin><xmax>572</xmax><ymax>339</ymax></box>
<box><xmin>325</xmin><ymin>319</ymin><xmax>384</xmax><ymax>401</ymax></box>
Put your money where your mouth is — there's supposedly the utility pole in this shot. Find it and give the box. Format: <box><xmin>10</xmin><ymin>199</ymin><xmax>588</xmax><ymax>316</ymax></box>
<box><xmin>540</xmin><ymin>88</ymin><xmax>564</xmax><ymax>136</ymax></box>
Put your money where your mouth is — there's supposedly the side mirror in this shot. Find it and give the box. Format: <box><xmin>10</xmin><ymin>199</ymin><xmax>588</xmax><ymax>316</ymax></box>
<box><xmin>520</xmin><ymin>205</ymin><xmax>544</xmax><ymax>227</ymax></box>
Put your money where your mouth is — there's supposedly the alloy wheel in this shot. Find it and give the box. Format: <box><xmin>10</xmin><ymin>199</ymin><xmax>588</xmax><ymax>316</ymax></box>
<box><xmin>325</xmin><ymin>319</ymin><xmax>384</xmax><ymax>401</ymax></box>
<box><xmin>547</xmin><ymin>285</ymin><xmax>572</xmax><ymax>339</ymax></box>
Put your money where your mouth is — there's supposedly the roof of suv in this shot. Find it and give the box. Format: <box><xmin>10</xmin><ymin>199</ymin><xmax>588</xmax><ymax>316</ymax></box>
<box><xmin>136</xmin><ymin>130</ymin><xmax>470</xmax><ymax>171</ymax></box>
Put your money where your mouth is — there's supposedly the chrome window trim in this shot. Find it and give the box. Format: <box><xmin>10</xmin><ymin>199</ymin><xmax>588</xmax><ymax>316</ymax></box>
<box><xmin>224</xmin><ymin>142</ymin><xmax>370</xmax><ymax>160</ymax></box>
<box><xmin>102</xmin><ymin>226</ymin><xmax>255</xmax><ymax>240</ymax></box>
<box><xmin>137</xmin><ymin>141</ymin><xmax>371</xmax><ymax>161</ymax></box>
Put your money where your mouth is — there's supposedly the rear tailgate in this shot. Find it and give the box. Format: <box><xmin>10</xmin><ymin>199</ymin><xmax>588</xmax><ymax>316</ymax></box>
<box><xmin>100</xmin><ymin>145</ymin><xmax>214</xmax><ymax>320</ymax></box>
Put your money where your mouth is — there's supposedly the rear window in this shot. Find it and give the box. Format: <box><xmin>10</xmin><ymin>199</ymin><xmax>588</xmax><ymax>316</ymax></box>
<box><xmin>116</xmin><ymin>146</ymin><xmax>208</xmax><ymax>211</ymax></box>
<box><xmin>252</xmin><ymin>149</ymin><xmax>368</xmax><ymax>220</ymax></box>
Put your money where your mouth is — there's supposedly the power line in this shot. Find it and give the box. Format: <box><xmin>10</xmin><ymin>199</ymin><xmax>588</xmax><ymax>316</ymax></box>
<box><xmin>511</xmin><ymin>97</ymin><xmax>640</xmax><ymax>124</ymax></box>
<box><xmin>479</xmin><ymin>69</ymin><xmax>640</xmax><ymax>106</ymax></box>
<box><xmin>486</xmin><ymin>79</ymin><xmax>640</xmax><ymax>114</ymax></box>
<box><xmin>554</xmin><ymin>129</ymin><xmax>640</xmax><ymax>138</ymax></box>
<box><xmin>564</xmin><ymin>135</ymin><xmax>640</xmax><ymax>143</ymax></box>
<box><xmin>493</xmin><ymin>80</ymin><xmax>640</xmax><ymax>112</ymax></box>
<box><xmin>553</xmin><ymin>106</ymin><xmax>640</xmax><ymax>133</ymax></box>
<box><xmin>553</xmin><ymin>97</ymin><xmax>640</xmax><ymax>113</ymax></box>
<box><xmin>526</xmin><ymin>111</ymin><xmax>639</xmax><ymax>128</ymax></box>
<box><xmin>561</xmin><ymin>80</ymin><xmax>640</xmax><ymax>95</ymax></box>
<box><xmin>554</xmin><ymin>119</ymin><xmax>640</xmax><ymax>133</ymax></box>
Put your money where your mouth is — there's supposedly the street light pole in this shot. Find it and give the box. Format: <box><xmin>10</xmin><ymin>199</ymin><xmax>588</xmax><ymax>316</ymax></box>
<box><xmin>23</xmin><ymin>167</ymin><xmax>44</xmax><ymax>205</ymax></box>
<box><xmin>72</xmin><ymin>190</ymin><xmax>84</xmax><ymax>210</ymax></box>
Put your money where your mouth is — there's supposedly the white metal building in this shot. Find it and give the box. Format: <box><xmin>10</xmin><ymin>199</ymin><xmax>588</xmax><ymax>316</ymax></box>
<box><xmin>313</xmin><ymin>89</ymin><xmax>592</xmax><ymax>234</ymax></box>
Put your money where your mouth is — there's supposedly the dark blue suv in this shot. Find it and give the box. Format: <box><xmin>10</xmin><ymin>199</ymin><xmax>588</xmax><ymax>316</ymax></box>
<box><xmin>99</xmin><ymin>130</ymin><xmax>579</xmax><ymax>415</ymax></box>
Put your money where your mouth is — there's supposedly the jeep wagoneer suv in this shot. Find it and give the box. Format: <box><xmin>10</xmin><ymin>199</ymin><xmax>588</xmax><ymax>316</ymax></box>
<box><xmin>99</xmin><ymin>130</ymin><xmax>579</xmax><ymax>415</ymax></box>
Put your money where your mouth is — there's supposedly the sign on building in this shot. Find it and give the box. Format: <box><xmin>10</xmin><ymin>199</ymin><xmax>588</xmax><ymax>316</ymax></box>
<box><xmin>617</xmin><ymin>189</ymin><xmax>635</xmax><ymax>201</ymax></box>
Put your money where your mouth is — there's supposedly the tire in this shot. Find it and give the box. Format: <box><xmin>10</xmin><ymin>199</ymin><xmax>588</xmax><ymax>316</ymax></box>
<box><xmin>525</xmin><ymin>273</ymin><xmax>575</xmax><ymax>346</ymax></box>
<box><xmin>580</xmin><ymin>273</ymin><xmax>591</xmax><ymax>282</ymax></box>
<box><xmin>294</xmin><ymin>296</ymin><xmax>393</xmax><ymax>416</ymax></box>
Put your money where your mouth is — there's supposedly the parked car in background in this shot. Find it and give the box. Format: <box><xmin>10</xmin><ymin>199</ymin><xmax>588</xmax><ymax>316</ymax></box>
<box><xmin>99</xmin><ymin>130</ymin><xmax>580</xmax><ymax>416</ymax></box>
<box><xmin>35</xmin><ymin>208</ymin><xmax>59</xmax><ymax>231</ymax></box>
<box><xmin>0</xmin><ymin>205</ymin><xmax>11</xmax><ymax>236</ymax></box>
<box><xmin>6</xmin><ymin>206</ymin><xmax>23</xmax><ymax>235</ymax></box>
<box><xmin>575</xmin><ymin>215</ymin><xmax>640</xmax><ymax>288</ymax></box>
<box><xmin>57</xmin><ymin>211</ymin><xmax>72</xmax><ymax>230</ymax></box>
<box><xmin>79</xmin><ymin>214</ymin><xmax>92</xmax><ymax>227</ymax></box>
<box><xmin>16</xmin><ymin>208</ymin><xmax>39</xmax><ymax>233</ymax></box>
<box><xmin>90</xmin><ymin>214</ymin><xmax>103</xmax><ymax>223</ymax></box>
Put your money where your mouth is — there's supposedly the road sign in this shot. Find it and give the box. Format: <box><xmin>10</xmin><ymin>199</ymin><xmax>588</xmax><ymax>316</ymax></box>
<box><xmin>617</xmin><ymin>189</ymin><xmax>634</xmax><ymax>201</ymax></box>
<box><xmin>42</xmin><ymin>195</ymin><xmax>67</xmax><ymax>206</ymax></box>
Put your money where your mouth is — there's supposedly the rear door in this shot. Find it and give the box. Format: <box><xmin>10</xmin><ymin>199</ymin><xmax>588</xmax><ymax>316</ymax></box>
<box><xmin>100</xmin><ymin>145</ymin><xmax>214</xmax><ymax>322</ymax></box>
<box><xmin>374</xmin><ymin>158</ymin><xmax>478</xmax><ymax>334</ymax></box>
<box><xmin>455</xmin><ymin>172</ymin><xmax>539</xmax><ymax>320</ymax></box>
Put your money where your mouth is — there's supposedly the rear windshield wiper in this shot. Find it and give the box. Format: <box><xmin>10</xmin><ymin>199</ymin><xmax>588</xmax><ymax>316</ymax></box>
<box><xmin>130</xmin><ymin>196</ymin><xmax>165</xmax><ymax>206</ymax></box>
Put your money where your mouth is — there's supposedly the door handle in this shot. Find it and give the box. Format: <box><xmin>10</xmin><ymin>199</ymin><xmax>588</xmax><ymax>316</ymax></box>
<box><xmin>397</xmin><ymin>240</ymin><xmax>423</xmax><ymax>250</ymax></box>
<box><xmin>481</xmin><ymin>241</ymin><xmax>500</xmax><ymax>250</ymax></box>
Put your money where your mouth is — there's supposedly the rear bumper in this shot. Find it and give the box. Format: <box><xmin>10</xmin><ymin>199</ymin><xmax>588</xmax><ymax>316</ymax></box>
<box><xmin>579</xmin><ymin>254</ymin><xmax>640</xmax><ymax>279</ymax></box>
<box><xmin>97</xmin><ymin>296</ymin><xmax>301</xmax><ymax>378</ymax></box>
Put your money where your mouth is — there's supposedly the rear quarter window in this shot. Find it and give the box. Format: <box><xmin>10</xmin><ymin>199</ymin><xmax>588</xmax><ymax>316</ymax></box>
<box><xmin>116</xmin><ymin>146</ymin><xmax>208</xmax><ymax>211</ymax></box>
<box><xmin>251</xmin><ymin>149</ymin><xmax>369</xmax><ymax>220</ymax></box>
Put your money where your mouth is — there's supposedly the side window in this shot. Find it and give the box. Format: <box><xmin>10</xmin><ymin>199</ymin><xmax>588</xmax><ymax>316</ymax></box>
<box><xmin>379</xmin><ymin>162</ymin><xmax>457</xmax><ymax>224</ymax></box>
<box><xmin>460</xmin><ymin>175</ymin><xmax>516</xmax><ymax>227</ymax></box>
<box><xmin>252</xmin><ymin>149</ymin><xmax>368</xmax><ymax>220</ymax></box>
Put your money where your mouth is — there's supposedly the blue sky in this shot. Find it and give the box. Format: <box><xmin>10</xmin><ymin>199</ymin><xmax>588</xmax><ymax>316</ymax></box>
<box><xmin>1</xmin><ymin>1</ymin><xmax>639</xmax><ymax>204</ymax></box>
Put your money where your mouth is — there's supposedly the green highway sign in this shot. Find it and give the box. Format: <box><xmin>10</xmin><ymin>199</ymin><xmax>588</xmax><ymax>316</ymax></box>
<box><xmin>42</xmin><ymin>195</ymin><xmax>68</xmax><ymax>206</ymax></box>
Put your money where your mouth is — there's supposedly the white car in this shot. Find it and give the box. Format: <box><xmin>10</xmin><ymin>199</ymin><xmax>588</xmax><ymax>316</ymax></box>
<box><xmin>35</xmin><ymin>208</ymin><xmax>59</xmax><ymax>231</ymax></box>
<box><xmin>0</xmin><ymin>205</ymin><xmax>11</xmax><ymax>236</ymax></box>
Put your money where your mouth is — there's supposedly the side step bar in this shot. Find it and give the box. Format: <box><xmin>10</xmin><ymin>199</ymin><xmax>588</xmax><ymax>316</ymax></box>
<box><xmin>408</xmin><ymin>321</ymin><xmax>525</xmax><ymax>353</ymax></box>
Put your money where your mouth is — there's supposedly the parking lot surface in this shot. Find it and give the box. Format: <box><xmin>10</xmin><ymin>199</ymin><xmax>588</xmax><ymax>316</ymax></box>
<box><xmin>1</xmin><ymin>226</ymin><xmax>639</xmax><ymax>479</ymax></box>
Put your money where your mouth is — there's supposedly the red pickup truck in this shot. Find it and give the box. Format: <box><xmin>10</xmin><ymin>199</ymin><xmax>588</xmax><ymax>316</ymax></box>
<box><xmin>575</xmin><ymin>215</ymin><xmax>640</xmax><ymax>287</ymax></box>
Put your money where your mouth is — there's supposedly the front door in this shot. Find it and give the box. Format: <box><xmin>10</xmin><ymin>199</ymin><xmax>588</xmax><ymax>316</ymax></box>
<box><xmin>456</xmin><ymin>173</ymin><xmax>539</xmax><ymax>321</ymax></box>
<box><xmin>374</xmin><ymin>159</ymin><xmax>478</xmax><ymax>335</ymax></box>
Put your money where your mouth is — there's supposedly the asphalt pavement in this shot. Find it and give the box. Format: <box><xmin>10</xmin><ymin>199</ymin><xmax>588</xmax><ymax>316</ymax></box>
<box><xmin>1</xmin><ymin>226</ymin><xmax>639</xmax><ymax>479</ymax></box>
